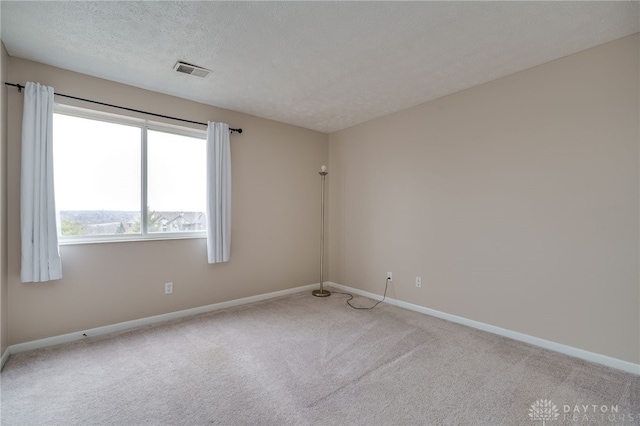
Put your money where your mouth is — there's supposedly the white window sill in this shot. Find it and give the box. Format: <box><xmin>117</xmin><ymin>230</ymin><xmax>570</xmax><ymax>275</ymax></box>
<box><xmin>59</xmin><ymin>233</ymin><xmax>206</xmax><ymax>246</ymax></box>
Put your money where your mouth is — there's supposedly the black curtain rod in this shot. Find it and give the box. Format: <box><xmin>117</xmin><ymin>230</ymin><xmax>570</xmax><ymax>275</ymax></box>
<box><xmin>4</xmin><ymin>82</ymin><xmax>243</xmax><ymax>134</ymax></box>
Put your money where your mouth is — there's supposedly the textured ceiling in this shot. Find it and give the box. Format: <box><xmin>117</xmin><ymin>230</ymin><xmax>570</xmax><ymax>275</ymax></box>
<box><xmin>1</xmin><ymin>1</ymin><xmax>638</xmax><ymax>133</ymax></box>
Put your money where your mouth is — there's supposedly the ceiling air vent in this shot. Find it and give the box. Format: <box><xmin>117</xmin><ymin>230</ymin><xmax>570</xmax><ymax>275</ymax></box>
<box><xmin>173</xmin><ymin>61</ymin><xmax>211</xmax><ymax>78</ymax></box>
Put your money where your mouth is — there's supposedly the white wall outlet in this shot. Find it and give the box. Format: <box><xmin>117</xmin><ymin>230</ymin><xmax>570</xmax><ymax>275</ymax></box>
<box><xmin>387</xmin><ymin>272</ymin><xmax>393</xmax><ymax>281</ymax></box>
<box><xmin>416</xmin><ymin>277</ymin><xmax>422</xmax><ymax>288</ymax></box>
<box><xmin>165</xmin><ymin>282</ymin><xmax>173</xmax><ymax>294</ymax></box>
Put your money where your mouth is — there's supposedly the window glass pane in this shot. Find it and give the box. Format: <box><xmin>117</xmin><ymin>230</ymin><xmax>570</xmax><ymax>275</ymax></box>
<box><xmin>147</xmin><ymin>129</ymin><xmax>207</xmax><ymax>233</ymax></box>
<box><xmin>53</xmin><ymin>113</ymin><xmax>142</xmax><ymax>237</ymax></box>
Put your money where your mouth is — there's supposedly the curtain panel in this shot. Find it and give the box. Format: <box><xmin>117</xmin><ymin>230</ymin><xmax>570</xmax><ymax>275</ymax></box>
<box><xmin>20</xmin><ymin>82</ymin><xmax>62</xmax><ymax>282</ymax></box>
<box><xmin>206</xmin><ymin>122</ymin><xmax>231</xmax><ymax>263</ymax></box>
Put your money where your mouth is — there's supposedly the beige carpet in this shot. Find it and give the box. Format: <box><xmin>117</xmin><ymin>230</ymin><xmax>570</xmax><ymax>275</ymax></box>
<box><xmin>1</xmin><ymin>290</ymin><xmax>638</xmax><ymax>425</ymax></box>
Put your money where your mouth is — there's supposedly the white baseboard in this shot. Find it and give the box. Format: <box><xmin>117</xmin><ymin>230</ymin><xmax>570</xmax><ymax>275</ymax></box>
<box><xmin>5</xmin><ymin>281</ymin><xmax>638</xmax><ymax>376</ymax></box>
<box><xmin>7</xmin><ymin>283</ymin><xmax>319</xmax><ymax>356</ymax></box>
<box><xmin>0</xmin><ymin>347</ymin><xmax>10</xmax><ymax>371</ymax></box>
<box><xmin>327</xmin><ymin>282</ymin><xmax>640</xmax><ymax>375</ymax></box>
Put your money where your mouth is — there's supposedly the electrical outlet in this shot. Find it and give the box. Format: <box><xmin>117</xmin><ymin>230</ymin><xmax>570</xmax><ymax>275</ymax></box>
<box><xmin>416</xmin><ymin>277</ymin><xmax>422</xmax><ymax>288</ymax></box>
<box><xmin>165</xmin><ymin>282</ymin><xmax>173</xmax><ymax>294</ymax></box>
<box><xmin>387</xmin><ymin>272</ymin><xmax>393</xmax><ymax>281</ymax></box>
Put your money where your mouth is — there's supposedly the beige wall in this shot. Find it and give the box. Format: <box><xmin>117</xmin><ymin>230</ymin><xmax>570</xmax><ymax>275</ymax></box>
<box><xmin>6</xmin><ymin>57</ymin><xmax>328</xmax><ymax>344</ymax></box>
<box><xmin>328</xmin><ymin>34</ymin><xmax>640</xmax><ymax>364</ymax></box>
<box><xmin>1</xmin><ymin>42</ymin><xmax>8</xmax><ymax>356</ymax></box>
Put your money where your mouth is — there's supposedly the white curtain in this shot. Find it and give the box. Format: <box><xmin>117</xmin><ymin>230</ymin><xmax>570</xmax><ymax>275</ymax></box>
<box><xmin>20</xmin><ymin>82</ymin><xmax>62</xmax><ymax>282</ymax></box>
<box><xmin>206</xmin><ymin>122</ymin><xmax>231</xmax><ymax>263</ymax></box>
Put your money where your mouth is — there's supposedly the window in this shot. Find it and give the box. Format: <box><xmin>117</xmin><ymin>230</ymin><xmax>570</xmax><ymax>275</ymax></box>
<box><xmin>53</xmin><ymin>105</ymin><xmax>207</xmax><ymax>242</ymax></box>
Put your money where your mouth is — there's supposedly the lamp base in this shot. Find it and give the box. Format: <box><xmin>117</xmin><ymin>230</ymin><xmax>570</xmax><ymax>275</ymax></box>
<box><xmin>312</xmin><ymin>289</ymin><xmax>331</xmax><ymax>297</ymax></box>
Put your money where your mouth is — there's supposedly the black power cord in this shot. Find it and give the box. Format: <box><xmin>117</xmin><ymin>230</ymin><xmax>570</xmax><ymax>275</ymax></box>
<box><xmin>333</xmin><ymin>277</ymin><xmax>390</xmax><ymax>310</ymax></box>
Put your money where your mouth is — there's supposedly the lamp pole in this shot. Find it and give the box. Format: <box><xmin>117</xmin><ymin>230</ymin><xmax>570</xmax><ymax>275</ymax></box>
<box><xmin>313</xmin><ymin>165</ymin><xmax>330</xmax><ymax>297</ymax></box>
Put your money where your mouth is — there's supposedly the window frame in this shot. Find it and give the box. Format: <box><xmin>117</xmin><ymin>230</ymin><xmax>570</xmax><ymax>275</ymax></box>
<box><xmin>53</xmin><ymin>104</ymin><xmax>208</xmax><ymax>245</ymax></box>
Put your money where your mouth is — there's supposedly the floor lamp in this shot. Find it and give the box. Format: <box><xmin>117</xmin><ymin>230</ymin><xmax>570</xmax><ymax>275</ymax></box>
<box><xmin>313</xmin><ymin>165</ymin><xmax>330</xmax><ymax>297</ymax></box>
